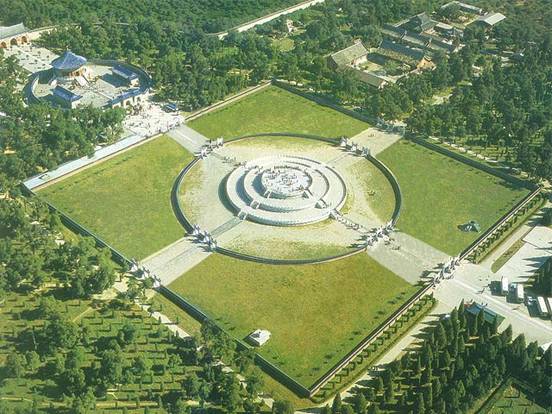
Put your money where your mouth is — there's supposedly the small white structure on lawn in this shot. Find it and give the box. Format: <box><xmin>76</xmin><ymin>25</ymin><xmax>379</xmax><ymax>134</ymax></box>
<box><xmin>247</xmin><ymin>329</ymin><xmax>271</xmax><ymax>346</ymax></box>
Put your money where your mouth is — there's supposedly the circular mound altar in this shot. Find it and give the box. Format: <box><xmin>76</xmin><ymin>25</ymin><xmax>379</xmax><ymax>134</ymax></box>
<box><xmin>225</xmin><ymin>155</ymin><xmax>347</xmax><ymax>226</ymax></box>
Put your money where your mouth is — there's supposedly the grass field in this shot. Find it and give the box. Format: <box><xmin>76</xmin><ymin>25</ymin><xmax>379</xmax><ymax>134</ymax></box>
<box><xmin>168</xmin><ymin>254</ymin><xmax>418</xmax><ymax>388</ymax></box>
<box><xmin>189</xmin><ymin>86</ymin><xmax>369</xmax><ymax>139</ymax></box>
<box><xmin>38</xmin><ymin>136</ymin><xmax>192</xmax><ymax>260</ymax></box>
<box><xmin>378</xmin><ymin>141</ymin><xmax>530</xmax><ymax>255</ymax></box>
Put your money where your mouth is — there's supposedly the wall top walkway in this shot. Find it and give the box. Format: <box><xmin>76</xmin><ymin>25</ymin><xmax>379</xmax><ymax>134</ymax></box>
<box><xmin>23</xmin><ymin>133</ymin><xmax>150</xmax><ymax>190</ymax></box>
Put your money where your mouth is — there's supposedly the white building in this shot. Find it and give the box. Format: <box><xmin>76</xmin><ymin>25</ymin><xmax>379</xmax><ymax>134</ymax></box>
<box><xmin>536</xmin><ymin>297</ymin><xmax>549</xmax><ymax>318</ymax></box>
<box><xmin>476</xmin><ymin>12</ymin><xmax>506</xmax><ymax>27</ymax></box>
<box><xmin>247</xmin><ymin>329</ymin><xmax>271</xmax><ymax>346</ymax></box>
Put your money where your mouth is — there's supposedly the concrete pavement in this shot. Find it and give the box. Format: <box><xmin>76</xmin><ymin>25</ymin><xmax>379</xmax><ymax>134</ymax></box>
<box><xmin>141</xmin><ymin>237</ymin><xmax>212</xmax><ymax>286</ymax></box>
<box><xmin>350</xmin><ymin>127</ymin><xmax>403</xmax><ymax>156</ymax></box>
<box><xmin>481</xmin><ymin>201</ymin><xmax>550</xmax><ymax>269</ymax></box>
<box><xmin>168</xmin><ymin>124</ymin><xmax>208</xmax><ymax>153</ymax></box>
<box><xmin>434</xmin><ymin>261</ymin><xmax>552</xmax><ymax>344</ymax></box>
<box><xmin>497</xmin><ymin>225</ymin><xmax>552</xmax><ymax>285</ymax></box>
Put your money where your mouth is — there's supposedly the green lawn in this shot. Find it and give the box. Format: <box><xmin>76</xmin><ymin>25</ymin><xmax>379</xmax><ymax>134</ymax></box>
<box><xmin>189</xmin><ymin>86</ymin><xmax>369</xmax><ymax>139</ymax></box>
<box><xmin>38</xmin><ymin>136</ymin><xmax>191</xmax><ymax>260</ymax></box>
<box><xmin>378</xmin><ymin>141</ymin><xmax>530</xmax><ymax>255</ymax></box>
<box><xmin>168</xmin><ymin>254</ymin><xmax>418</xmax><ymax>388</ymax></box>
<box><xmin>272</xmin><ymin>37</ymin><xmax>295</xmax><ymax>52</ymax></box>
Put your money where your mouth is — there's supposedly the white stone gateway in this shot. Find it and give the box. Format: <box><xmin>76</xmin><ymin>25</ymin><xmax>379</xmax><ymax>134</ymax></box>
<box><xmin>225</xmin><ymin>155</ymin><xmax>347</xmax><ymax>226</ymax></box>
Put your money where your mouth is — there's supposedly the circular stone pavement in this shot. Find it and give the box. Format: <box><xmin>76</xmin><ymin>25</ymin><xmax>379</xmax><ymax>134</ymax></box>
<box><xmin>226</xmin><ymin>155</ymin><xmax>347</xmax><ymax>226</ymax></box>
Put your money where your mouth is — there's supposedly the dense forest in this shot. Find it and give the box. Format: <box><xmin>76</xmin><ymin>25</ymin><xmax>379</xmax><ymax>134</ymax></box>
<box><xmin>13</xmin><ymin>0</ymin><xmax>547</xmax><ymax>179</ymax></box>
<box><xmin>32</xmin><ymin>0</ymin><xmax>441</xmax><ymax>109</ymax></box>
<box><xmin>0</xmin><ymin>0</ymin><xmax>304</xmax><ymax>33</ymax></box>
<box><xmin>0</xmin><ymin>197</ymin><xmax>116</xmax><ymax>300</ymax></box>
<box><xmin>406</xmin><ymin>5</ymin><xmax>552</xmax><ymax>180</ymax></box>
<box><xmin>331</xmin><ymin>303</ymin><xmax>551</xmax><ymax>414</ymax></box>
<box><xmin>0</xmin><ymin>188</ymin><xmax>272</xmax><ymax>413</ymax></box>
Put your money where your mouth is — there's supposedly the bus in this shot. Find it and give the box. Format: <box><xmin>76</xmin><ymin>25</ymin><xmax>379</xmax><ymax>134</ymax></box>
<box><xmin>546</xmin><ymin>297</ymin><xmax>552</xmax><ymax>317</ymax></box>
<box><xmin>536</xmin><ymin>296</ymin><xmax>549</xmax><ymax>318</ymax></box>
<box><xmin>500</xmin><ymin>277</ymin><xmax>509</xmax><ymax>296</ymax></box>
<box><xmin>515</xmin><ymin>283</ymin><xmax>524</xmax><ymax>303</ymax></box>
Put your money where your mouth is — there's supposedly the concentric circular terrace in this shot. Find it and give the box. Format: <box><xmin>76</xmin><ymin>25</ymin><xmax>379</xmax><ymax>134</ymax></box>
<box><xmin>226</xmin><ymin>155</ymin><xmax>347</xmax><ymax>226</ymax></box>
<box><xmin>175</xmin><ymin>134</ymin><xmax>400</xmax><ymax>263</ymax></box>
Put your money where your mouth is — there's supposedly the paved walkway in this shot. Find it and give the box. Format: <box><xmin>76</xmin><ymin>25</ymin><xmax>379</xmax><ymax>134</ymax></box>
<box><xmin>141</xmin><ymin>302</ymin><xmax>191</xmax><ymax>338</ymax></box>
<box><xmin>480</xmin><ymin>200</ymin><xmax>550</xmax><ymax>269</ymax></box>
<box><xmin>168</xmin><ymin>124</ymin><xmax>209</xmax><ymax>153</ymax></box>
<box><xmin>367</xmin><ymin>231</ymin><xmax>449</xmax><ymax>285</ymax></box>
<box><xmin>434</xmin><ymin>262</ymin><xmax>552</xmax><ymax>344</ymax></box>
<box><xmin>498</xmin><ymin>225</ymin><xmax>552</xmax><ymax>285</ymax></box>
<box><xmin>4</xmin><ymin>43</ymin><xmax>58</xmax><ymax>73</ymax></box>
<box><xmin>349</xmin><ymin>127</ymin><xmax>402</xmax><ymax>156</ymax></box>
<box><xmin>141</xmin><ymin>237</ymin><xmax>211</xmax><ymax>286</ymax></box>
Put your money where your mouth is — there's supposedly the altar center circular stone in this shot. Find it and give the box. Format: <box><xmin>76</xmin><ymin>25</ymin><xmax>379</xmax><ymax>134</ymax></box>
<box><xmin>226</xmin><ymin>155</ymin><xmax>347</xmax><ymax>226</ymax></box>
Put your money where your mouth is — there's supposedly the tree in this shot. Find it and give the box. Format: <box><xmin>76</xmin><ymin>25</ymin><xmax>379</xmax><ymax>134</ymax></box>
<box><xmin>342</xmin><ymin>405</ymin><xmax>354</xmax><ymax>414</ymax></box>
<box><xmin>66</xmin><ymin>347</ymin><xmax>86</xmax><ymax>370</ymax></box>
<box><xmin>272</xmin><ymin>400</ymin><xmax>294</xmax><ymax>414</ymax></box>
<box><xmin>132</xmin><ymin>355</ymin><xmax>152</xmax><ymax>383</ymax></box>
<box><xmin>236</xmin><ymin>347</ymin><xmax>256</xmax><ymax>373</ymax></box>
<box><xmin>367</xmin><ymin>404</ymin><xmax>379</xmax><ymax>414</ymax></box>
<box><xmin>243</xmin><ymin>397</ymin><xmax>261</xmax><ymax>414</ymax></box>
<box><xmin>320</xmin><ymin>404</ymin><xmax>331</xmax><ymax>414</ymax></box>
<box><xmin>4</xmin><ymin>353</ymin><xmax>25</xmax><ymax>378</ymax></box>
<box><xmin>60</xmin><ymin>368</ymin><xmax>87</xmax><ymax>395</ymax></box>
<box><xmin>414</xmin><ymin>355</ymin><xmax>422</xmax><ymax>377</ymax></box>
<box><xmin>97</xmin><ymin>348</ymin><xmax>125</xmax><ymax>387</ymax></box>
<box><xmin>415</xmin><ymin>393</ymin><xmax>425</xmax><ymax>414</ymax></box>
<box><xmin>220</xmin><ymin>374</ymin><xmax>242</xmax><ymax>414</ymax></box>
<box><xmin>25</xmin><ymin>351</ymin><xmax>41</xmax><ymax>374</ymax></box>
<box><xmin>183</xmin><ymin>371</ymin><xmax>201</xmax><ymax>399</ymax></box>
<box><xmin>118</xmin><ymin>323</ymin><xmax>138</xmax><ymax>347</ymax></box>
<box><xmin>354</xmin><ymin>393</ymin><xmax>367</xmax><ymax>414</ymax></box>
<box><xmin>170</xmin><ymin>399</ymin><xmax>191</xmax><ymax>414</ymax></box>
<box><xmin>436</xmin><ymin>323</ymin><xmax>448</xmax><ymax>349</ymax></box>
<box><xmin>543</xmin><ymin>209</ymin><xmax>552</xmax><ymax>226</ymax></box>
<box><xmin>245</xmin><ymin>368</ymin><xmax>264</xmax><ymax>397</ymax></box>
<box><xmin>332</xmin><ymin>392</ymin><xmax>343</xmax><ymax>414</ymax></box>
<box><xmin>384</xmin><ymin>382</ymin><xmax>394</xmax><ymax>402</ymax></box>
<box><xmin>40</xmin><ymin>316</ymin><xmax>79</xmax><ymax>354</ymax></box>
<box><xmin>71</xmin><ymin>389</ymin><xmax>96</xmax><ymax>414</ymax></box>
<box><xmin>37</xmin><ymin>296</ymin><xmax>61</xmax><ymax>319</ymax></box>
